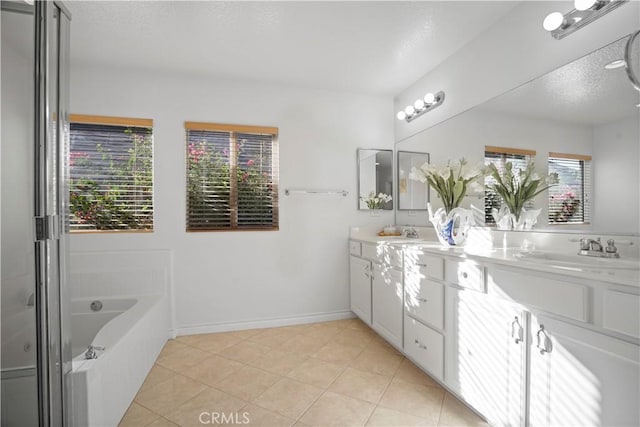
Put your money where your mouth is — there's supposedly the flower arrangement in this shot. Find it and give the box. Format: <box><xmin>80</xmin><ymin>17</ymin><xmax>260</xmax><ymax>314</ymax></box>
<box><xmin>550</xmin><ymin>190</ymin><xmax>580</xmax><ymax>222</ymax></box>
<box><xmin>409</xmin><ymin>158</ymin><xmax>485</xmax><ymax>213</ymax></box>
<box><xmin>486</xmin><ymin>161</ymin><xmax>559</xmax><ymax>222</ymax></box>
<box><xmin>361</xmin><ymin>192</ymin><xmax>392</xmax><ymax>210</ymax></box>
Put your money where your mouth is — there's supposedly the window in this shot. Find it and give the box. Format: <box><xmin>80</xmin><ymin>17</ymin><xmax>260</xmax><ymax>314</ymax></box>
<box><xmin>484</xmin><ymin>146</ymin><xmax>535</xmax><ymax>225</ymax></box>
<box><xmin>69</xmin><ymin>115</ymin><xmax>153</xmax><ymax>232</ymax></box>
<box><xmin>548</xmin><ymin>152</ymin><xmax>591</xmax><ymax>224</ymax></box>
<box><xmin>185</xmin><ymin>122</ymin><xmax>279</xmax><ymax>231</ymax></box>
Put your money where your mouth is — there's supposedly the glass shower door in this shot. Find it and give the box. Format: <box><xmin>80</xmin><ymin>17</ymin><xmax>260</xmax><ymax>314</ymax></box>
<box><xmin>1</xmin><ymin>6</ymin><xmax>39</xmax><ymax>426</ymax></box>
<box><xmin>1</xmin><ymin>2</ymin><xmax>71</xmax><ymax>426</ymax></box>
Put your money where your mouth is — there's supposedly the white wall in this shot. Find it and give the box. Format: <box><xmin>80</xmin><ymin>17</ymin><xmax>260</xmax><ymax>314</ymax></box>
<box><xmin>592</xmin><ymin>116</ymin><xmax>640</xmax><ymax>233</ymax></box>
<box><xmin>395</xmin><ymin>108</ymin><xmax>593</xmax><ymax>227</ymax></box>
<box><xmin>69</xmin><ymin>64</ymin><xmax>394</xmax><ymax>334</ymax></box>
<box><xmin>394</xmin><ymin>0</ymin><xmax>640</xmax><ymax>141</ymax></box>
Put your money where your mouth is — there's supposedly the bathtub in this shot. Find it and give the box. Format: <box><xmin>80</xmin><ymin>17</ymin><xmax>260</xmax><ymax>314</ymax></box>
<box><xmin>71</xmin><ymin>294</ymin><xmax>169</xmax><ymax>427</ymax></box>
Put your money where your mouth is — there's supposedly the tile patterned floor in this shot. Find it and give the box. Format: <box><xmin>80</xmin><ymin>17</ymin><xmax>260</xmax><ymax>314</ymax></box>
<box><xmin>119</xmin><ymin>319</ymin><xmax>489</xmax><ymax>427</ymax></box>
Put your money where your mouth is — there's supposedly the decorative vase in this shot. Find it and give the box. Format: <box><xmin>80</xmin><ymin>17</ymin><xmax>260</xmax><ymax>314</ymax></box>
<box><xmin>491</xmin><ymin>206</ymin><xmax>512</xmax><ymax>230</ymax></box>
<box><xmin>515</xmin><ymin>208</ymin><xmax>541</xmax><ymax>231</ymax></box>
<box><xmin>369</xmin><ymin>209</ymin><xmax>382</xmax><ymax>217</ymax></box>
<box><xmin>428</xmin><ymin>203</ymin><xmax>475</xmax><ymax>246</ymax></box>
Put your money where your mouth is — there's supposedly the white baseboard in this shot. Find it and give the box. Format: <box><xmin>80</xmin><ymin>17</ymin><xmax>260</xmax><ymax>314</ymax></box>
<box><xmin>173</xmin><ymin>309</ymin><xmax>356</xmax><ymax>337</ymax></box>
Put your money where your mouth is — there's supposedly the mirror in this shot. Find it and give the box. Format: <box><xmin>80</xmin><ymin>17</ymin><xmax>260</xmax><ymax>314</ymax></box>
<box><xmin>358</xmin><ymin>148</ymin><xmax>393</xmax><ymax>210</ymax></box>
<box><xmin>397</xmin><ymin>151</ymin><xmax>430</xmax><ymax>210</ymax></box>
<box><xmin>396</xmin><ymin>33</ymin><xmax>640</xmax><ymax>233</ymax></box>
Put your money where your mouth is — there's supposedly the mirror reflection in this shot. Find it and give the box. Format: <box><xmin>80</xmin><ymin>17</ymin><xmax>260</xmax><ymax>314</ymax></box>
<box><xmin>396</xmin><ymin>33</ymin><xmax>640</xmax><ymax>233</ymax></box>
<box><xmin>397</xmin><ymin>151</ymin><xmax>430</xmax><ymax>210</ymax></box>
<box><xmin>358</xmin><ymin>149</ymin><xmax>393</xmax><ymax>210</ymax></box>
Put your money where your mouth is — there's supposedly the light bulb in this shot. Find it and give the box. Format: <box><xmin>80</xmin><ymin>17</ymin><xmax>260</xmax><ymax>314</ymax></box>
<box><xmin>404</xmin><ymin>105</ymin><xmax>415</xmax><ymax>116</ymax></box>
<box><xmin>604</xmin><ymin>59</ymin><xmax>626</xmax><ymax>70</ymax></box>
<box><xmin>574</xmin><ymin>0</ymin><xmax>599</xmax><ymax>11</ymax></box>
<box><xmin>414</xmin><ymin>99</ymin><xmax>425</xmax><ymax>110</ymax></box>
<box><xmin>543</xmin><ymin>12</ymin><xmax>565</xmax><ymax>32</ymax></box>
<box><xmin>424</xmin><ymin>93</ymin><xmax>436</xmax><ymax>104</ymax></box>
<box><xmin>396</xmin><ymin>111</ymin><xmax>407</xmax><ymax>121</ymax></box>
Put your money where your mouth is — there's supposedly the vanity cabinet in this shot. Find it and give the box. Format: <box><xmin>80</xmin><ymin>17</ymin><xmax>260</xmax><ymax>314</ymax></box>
<box><xmin>349</xmin><ymin>238</ymin><xmax>639</xmax><ymax>427</ymax></box>
<box><xmin>349</xmin><ymin>255</ymin><xmax>372</xmax><ymax>325</ymax></box>
<box><xmin>349</xmin><ymin>241</ymin><xmax>403</xmax><ymax>347</ymax></box>
<box><xmin>449</xmin><ymin>287</ymin><xmax>526</xmax><ymax>427</ymax></box>
<box><xmin>529</xmin><ymin>314</ymin><xmax>640</xmax><ymax>427</ymax></box>
<box><xmin>403</xmin><ymin>248</ymin><xmax>446</xmax><ymax>380</ymax></box>
<box><xmin>372</xmin><ymin>265</ymin><xmax>403</xmax><ymax>348</ymax></box>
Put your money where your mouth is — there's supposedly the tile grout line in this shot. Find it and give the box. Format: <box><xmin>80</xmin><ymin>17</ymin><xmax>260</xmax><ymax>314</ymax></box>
<box><xmin>137</xmin><ymin>320</ymin><xmax>457</xmax><ymax>427</ymax></box>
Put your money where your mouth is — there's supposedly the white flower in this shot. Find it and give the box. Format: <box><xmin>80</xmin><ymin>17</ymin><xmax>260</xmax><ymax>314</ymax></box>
<box><xmin>361</xmin><ymin>191</ymin><xmax>392</xmax><ymax>209</ymax></box>
<box><xmin>409</xmin><ymin>166</ymin><xmax>427</xmax><ymax>183</ymax></box>
<box><xmin>438</xmin><ymin>166</ymin><xmax>451</xmax><ymax>180</ymax></box>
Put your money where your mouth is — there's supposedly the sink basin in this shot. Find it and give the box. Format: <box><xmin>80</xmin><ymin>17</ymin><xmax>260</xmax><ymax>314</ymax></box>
<box><xmin>515</xmin><ymin>251</ymin><xmax>640</xmax><ymax>270</ymax></box>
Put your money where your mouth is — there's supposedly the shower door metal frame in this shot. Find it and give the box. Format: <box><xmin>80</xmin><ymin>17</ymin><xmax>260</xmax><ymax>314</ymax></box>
<box><xmin>33</xmin><ymin>1</ymin><xmax>72</xmax><ymax>426</ymax></box>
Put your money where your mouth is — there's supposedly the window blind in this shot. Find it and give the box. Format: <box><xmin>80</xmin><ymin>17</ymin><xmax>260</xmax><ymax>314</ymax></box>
<box><xmin>69</xmin><ymin>116</ymin><xmax>153</xmax><ymax>232</ymax></box>
<box><xmin>548</xmin><ymin>154</ymin><xmax>591</xmax><ymax>224</ymax></box>
<box><xmin>185</xmin><ymin>123</ymin><xmax>279</xmax><ymax>231</ymax></box>
<box><xmin>484</xmin><ymin>147</ymin><xmax>535</xmax><ymax>225</ymax></box>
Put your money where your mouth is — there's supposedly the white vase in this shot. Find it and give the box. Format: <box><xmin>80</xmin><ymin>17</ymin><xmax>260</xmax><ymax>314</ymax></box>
<box><xmin>507</xmin><ymin>207</ymin><xmax>542</xmax><ymax>231</ymax></box>
<box><xmin>370</xmin><ymin>209</ymin><xmax>382</xmax><ymax>217</ymax></box>
<box><xmin>520</xmin><ymin>208</ymin><xmax>541</xmax><ymax>230</ymax></box>
<box><xmin>491</xmin><ymin>206</ymin><xmax>512</xmax><ymax>230</ymax></box>
<box><xmin>428</xmin><ymin>203</ymin><xmax>474</xmax><ymax>246</ymax></box>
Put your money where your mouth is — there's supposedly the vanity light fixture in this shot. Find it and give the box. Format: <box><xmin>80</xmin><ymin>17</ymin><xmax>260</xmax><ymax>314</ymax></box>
<box><xmin>543</xmin><ymin>0</ymin><xmax>628</xmax><ymax>40</ymax></box>
<box><xmin>396</xmin><ymin>91</ymin><xmax>445</xmax><ymax>122</ymax></box>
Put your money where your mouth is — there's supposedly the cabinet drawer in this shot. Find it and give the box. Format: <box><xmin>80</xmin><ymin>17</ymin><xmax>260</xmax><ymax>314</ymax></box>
<box><xmin>488</xmin><ymin>267</ymin><xmax>588</xmax><ymax>322</ymax></box>
<box><xmin>349</xmin><ymin>241</ymin><xmax>362</xmax><ymax>256</ymax></box>
<box><xmin>404</xmin><ymin>274</ymin><xmax>444</xmax><ymax>330</ymax></box>
<box><xmin>362</xmin><ymin>243</ymin><xmax>403</xmax><ymax>268</ymax></box>
<box><xmin>603</xmin><ymin>290</ymin><xmax>640</xmax><ymax>338</ymax></box>
<box><xmin>404</xmin><ymin>315</ymin><xmax>444</xmax><ymax>381</ymax></box>
<box><xmin>445</xmin><ymin>259</ymin><xmax>484</xmax><ymax>292</ymax></box>
<box><xmin>415</xmin><ymin>253</ymin><xmax>444</xmax><ymax>280</ymax></box>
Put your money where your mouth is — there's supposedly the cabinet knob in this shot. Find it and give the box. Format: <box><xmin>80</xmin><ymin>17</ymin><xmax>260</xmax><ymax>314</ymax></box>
<box><xmin>414</xmin><ymin>339</ymin><xmax>427</xmax><ymax>350</ymax></box>
<box><xmin>462</xmin><ymin>271</ymin><xmax>468</xmax><ymax>279</ymax></box>
<box><xmin>417</xmin><ymin>297</ymin><xmax>428</xmax><ymax>303</ymax></box>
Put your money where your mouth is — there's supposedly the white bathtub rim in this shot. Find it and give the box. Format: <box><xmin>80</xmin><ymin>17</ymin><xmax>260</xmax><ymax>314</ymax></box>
<box><xmin>72</xmin><ymin>294</ymin><xmax>163</xmax><ymax>371</ymax></box>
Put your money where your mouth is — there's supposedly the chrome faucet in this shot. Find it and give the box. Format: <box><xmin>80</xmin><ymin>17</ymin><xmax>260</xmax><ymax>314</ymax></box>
<box><xmin>578</xmin><ymin>237</ymin><xmax>619</xmax><ymax>258</ymax></box>
<box><xmin>403</xmin><ymin>227</ymin><xmax>419</xmax><ymax>239</ymax></box>
<box><xmin>580</xmin><ymin>237</ymin><xmax>603</xmax><ymax>252</ymax></box>
<box><xmin>84</xmin><ymin>345</ymin><xmax>105</xmax><ymax>360</ymax></box>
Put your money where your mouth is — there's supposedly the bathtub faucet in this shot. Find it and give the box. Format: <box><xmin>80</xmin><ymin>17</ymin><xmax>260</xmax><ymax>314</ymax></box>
<box><xmin>84</xmin><ymin>345</ymin><xmax>105</xmax><ymax>360</ymax></box>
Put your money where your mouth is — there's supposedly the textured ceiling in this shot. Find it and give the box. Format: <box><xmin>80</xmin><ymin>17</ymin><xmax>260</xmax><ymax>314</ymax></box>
<box><xmin>481</xmin><ymin>35</ymin><xmax>640</xmax><ymax>126</ymax></box>
<box><xmin>67</xmin><ymin>1</ymin><xmax>519</xmax><ymax>95</ymax></box>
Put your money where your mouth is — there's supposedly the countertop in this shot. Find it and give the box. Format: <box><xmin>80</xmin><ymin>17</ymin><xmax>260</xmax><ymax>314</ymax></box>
<box><xmin>350</xmin><ymin>236</ymin><xmax>640</xmax><ymax>288</ymax></box>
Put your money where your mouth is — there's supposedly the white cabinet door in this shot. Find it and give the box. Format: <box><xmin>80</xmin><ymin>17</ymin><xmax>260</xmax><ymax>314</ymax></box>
<box><xmin>450</xmin><ymin>288</ymin><xmax>526</xmax><ymax>427</ymax></box>
<box><xmin>529</xmin><ymin>314</ymin><xmax>640</xmax><ymax>427</ymax></box>
<box><xmin>350</xmin><ymin>255</ymin><xmax>372</xmax><ymax>325</ymax></box>
<box><xmin>372</xmin><ymin>263</ymin><xmax>403</xmax><ymax>349</ymax></box>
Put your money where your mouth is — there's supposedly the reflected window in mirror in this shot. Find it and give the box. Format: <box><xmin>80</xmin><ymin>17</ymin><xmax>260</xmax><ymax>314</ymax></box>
<box><xmin>357</xmin><ymin>149</ymin><xmax>393</xmax><ymax>210</ymax></box>
<box><xmin>548</xmin><ymin>153</ymin><xmax>592</xmax><ymax>224</ymax></box>
<box><xmin>484</xmin><ymin>146</ymin><xmax>535</xmax><ymax>225</ymax></box>
<box><xmin>397</xmin><ymin>151</ymin><xmax>430</xmax><ymax>210</ymax></box>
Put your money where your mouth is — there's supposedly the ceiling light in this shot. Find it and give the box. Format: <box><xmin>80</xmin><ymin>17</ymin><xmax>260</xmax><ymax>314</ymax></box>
<box><xmin>543</xmin><ymin>0</ymin><xmax>628</xmax><ymax>40</ymax></box>
<box><xmin>543</xmin><ymin>12</ymin><xmax>566</xmax><ymax>32</ymax></box>
<box><xmin>397</xmin><ymin>91</ymin><xmax>445</xmax><ymax>123</ymax></box>
<box><xmin>605</xmin><ymin>59</ymin><xmax>626</xmax><ymax>69</ymax></box>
